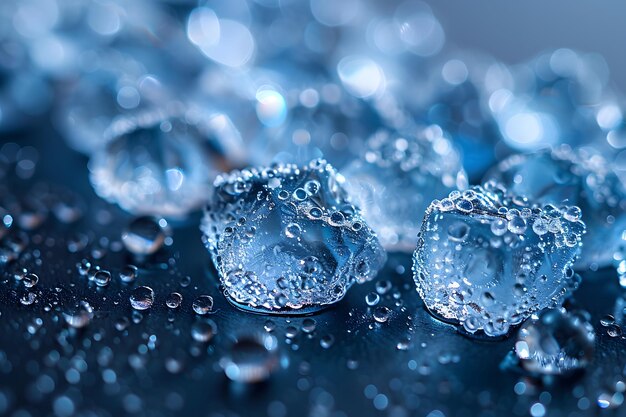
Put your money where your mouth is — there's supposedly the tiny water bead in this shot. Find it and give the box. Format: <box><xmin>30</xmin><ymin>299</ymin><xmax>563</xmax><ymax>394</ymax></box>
<box><xmin>192</xmin><ymin>295</ymin><xmax>214</xmax><ymax>315</ymax></box>
<box><xmin>342</xmin><ymin>127</ymin><xmax>468</xmax><ymax>251</ymax></box>
<box><xmin>191</xmin><ymin>320</ymin><xmax>217</xmax><ymax>343</ymax></box>
<box><xmin>62</xmin><ymin>301</ymin><xmax>94</xmax><ymax>329</ymax></box>
<box><xmin>301</xmin><ymin>318</ymin><xmax>317</xmax><ymax>334</ymax></box>
<box><xmin>413</xmin><ymin>181</ymin><xmax>586</xmax><ymax>337</ymax></box>
<box><xmin>22</xmin><ymin>272</ymin><xmax>38</xmax><ymax>288</ymax></box>
<box><xmin>130</xmin><ymin>286</ymin><xmax>155</xmax><ymax>311</ymax></box>
<box><xmin>515</xmin><ymin>308</ymin><xmax>595</xmax><ymax>375</ymax></box>
<box><xmin>373</xmin><ymin>306</ymin><xmax>391</xmax><ymax>323</ymax></box>
<box><xmin>200</xmin><ymin>159</ymin><xmax>386</xmax><ymax>314</ymax></box>
<box><xmin>365</xmin><ymin>292</ymin><xmax>380</xmax><ymax>306</ymax></box>
<box><xmin>220</xmin><ymin>333</ymin><xmax>279</xmax><ymax>384</ymax></box>
<box><xmin>93</xmin><ymin>270</ymin><xmax>111</xmax><ymax>287</ymax></box>
<box><xmin>89</xmin><ymin>106</ymin><xmax>246</xmax><ymax>217</ymax></box>
<box><xmin>166</xmin><ymin>292</ymin><xmax>183</xmax><ymax>309</ymax></box>
<box><xmin>119</xmin><ymin>265</ymin><xmax>138</xmax><ymax>283</ymax></box>
<box><xmin>122</xmin><ymin>216</ymin><xmax>165</xmax><ymax>256</ymax></box>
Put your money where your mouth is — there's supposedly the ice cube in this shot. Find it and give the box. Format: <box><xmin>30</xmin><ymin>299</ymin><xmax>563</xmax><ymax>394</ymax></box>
<box><xmin>89</xmin><ymin>105</ymin><xmax>246</xmax><ymax>217</ymax></box>
<box><xmin>342</xmin><ymin>126</ymin><xmax>468</xmax><ymax>251</ymax></box>
<box><xmin>201</xmin><ymin>159</ymin><xmax>386</xmax><ymax>314</ymax></box>
<box><xmin>485</xmin><ymin>146</ymin><xmax>626</xmax><ymax>268</ymax></box>
<box><xmin>412</xmin><ymin>181</ymin><xmax>585</xmax><ymax>338</ymax></box>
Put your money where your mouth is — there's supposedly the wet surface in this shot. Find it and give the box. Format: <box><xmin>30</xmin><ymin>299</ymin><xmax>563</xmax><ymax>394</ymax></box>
<box><xmin>0</xmin><ymin>131</ymin><xmax>625</xmax><ymax>417</ymax></box>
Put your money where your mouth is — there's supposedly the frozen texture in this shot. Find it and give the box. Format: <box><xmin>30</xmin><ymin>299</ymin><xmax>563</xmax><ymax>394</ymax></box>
<box><xmin>413</xmin><ymin>181</ymin><xmax>585</xmax><ymax>337</ymax></box>
<box><xmin>201</xmin><ymin>159</ymin><xmax>386</xmax><ymax>314</ymax></box>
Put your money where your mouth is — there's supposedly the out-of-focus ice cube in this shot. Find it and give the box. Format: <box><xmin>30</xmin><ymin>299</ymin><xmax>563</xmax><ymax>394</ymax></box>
<box><xmin>342</xmin><ymin>126</ymin><xmax>468</xmax><ymax>251</ymax></box>
<box><xmin>89</xmin><ymin>104</ymin><xmax>246</xmax><ymax>217</ymax></box>
<box><xmin>413</xmin><ymin>181</ymin><xmax>585</xmax><ymax>338</ymax></box>
<box><xmin>491</xmin><ymin>49</ymin><xmax>611</xmax><ymax>153</ymax></box>
<box><xmin>200</xmin><ymin>159</ymin><xmax>386</xmax><ymax>314</ymax></box>
<box><xmin>485</xmin><ymin>146</ymin><xmax>626</xmax><ymax>269</ymax></box>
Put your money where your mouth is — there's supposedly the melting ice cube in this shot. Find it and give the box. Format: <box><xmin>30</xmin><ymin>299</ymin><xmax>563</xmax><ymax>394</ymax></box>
<box><xmin>89</xmin><ymin>105</ymin><xmax>246</xmax><ymax>217</ymax></box>
<box><xmin>201</xmin><ymin>159</ymin><xmax>386</xmax><ymax>314</ymax></box>
<box><xmin>412</xmin><ymin>181</ymin><xmax>585</xmax><ymax>337</ymax></box>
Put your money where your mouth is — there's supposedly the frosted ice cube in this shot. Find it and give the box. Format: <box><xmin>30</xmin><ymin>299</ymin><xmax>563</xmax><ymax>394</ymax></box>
<box><xmin>485</xmin><ymin>146</ymin><xmax>626</xmax><ymax>268</ymax></box>
<box><xmin>412</xmin><ymin>181</ymin><xmax>585</xmax><ymax>338</ymax></box>
<box><xmin>342</xmin><ymin>126</ymin><xmax>468</xmax><ymax>251</ymax></box>
<box><xmin>201</xmin><ymin>159</ymin><xmax>386</xmax><ymax>314</ymax></box>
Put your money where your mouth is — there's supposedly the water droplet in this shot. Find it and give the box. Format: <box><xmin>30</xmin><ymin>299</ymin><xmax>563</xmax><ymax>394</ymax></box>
<box><xmin>320</xmin><ymin>334</ymin><xmax>335</xmax><ymax>349</ymax></box>
<box><xmin>119</xmin><ymin>265</ymin><xmax>138</xmax><ymax>283</ymax></box>
<box><xmin>23</xmin><ymin>273</ymin><xmax>38</xmax><ymax>288</ymax></box>
<box><xmin>301</xmin><ymin>318</ymin><xmax>316</xmax><ymax>334</ymax></box>
<box><xmin>220</xmin><ymin>333</ymin><xmax>279</xmax><ymax>383</ymax></box>
<box><xmin>63</xmin><ymin>301</ymin><xmax>94</xmax><ymax>329</ymax></box>
<box><xmin>373</xmin><ymin>306</ymin><xmax>390</xmax><ymax>323</ymax></box>
<box><xmin>130</xmin><ymin>286</ymin><xmax>154</xmax><ymax>310</ymax></box>
<box><xmin>166</xmin><ymin>292</ymin><xmax>182</xmax><ymax>309</ymax></box>
<box><xmin>122</xmin><ymin>216</ymin><xmax>165</xmax><ymax>256</ymax></box>
<box><xmin>365</xmin><ymin>292</ymin><xmax>380</xmax><ymax>306</ymax></box>
<box><xmin>191</xmin><ymin>320</ymin><xmax>217</xmax><ymax>343</ymax></box>
<box><xmin>192</xmin><ymin>295</ymin><xmax>213</xmax><ymax>315</ymax></box>
<box><xmin>93</xmin><ymin>270</ymin><xmax>111</xmax><ymax>287</ymax></box>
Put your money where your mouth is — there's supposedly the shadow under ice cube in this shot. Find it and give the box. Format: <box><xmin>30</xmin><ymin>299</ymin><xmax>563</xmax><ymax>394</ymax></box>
<box><xmin>201</xmin><ymin>159</ymin><xmax>386</xmax><ymax>314</ymax></box>
<box><xmin>412</xmin><ymin>181</ymin><xmax>585</xmax><ymax>338</ymax></box>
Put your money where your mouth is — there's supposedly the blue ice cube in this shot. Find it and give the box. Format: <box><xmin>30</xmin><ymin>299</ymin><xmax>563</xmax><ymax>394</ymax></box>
<box><xmin>413</xmin><ymin>181</ymin><xmax>585</xmax><ymax>338</ymax></box>
<box><xmin>342</xmin><ymin>126</ymin><xmax>468</xmax><ymax>251</ymax></box>
<box><xmin>200</xmin><ymin>159</ymin><xmax>386</xmax><ymax>314</ymax></box>
<box><xmin>485</xmin><ymin>146</ymin><xmax>626</xmax><ymax>269</ymax></box>
<box><xmin>89</xmin><ymin>105</ymin><xmax>246</xmax><ymax>217</ymax></box>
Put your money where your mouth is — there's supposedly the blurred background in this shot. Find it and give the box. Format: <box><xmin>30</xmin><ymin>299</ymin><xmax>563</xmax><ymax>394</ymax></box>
<box><xmin>1</xmin><ymin>1</ymin><xmax>626</xmax><ymax>416</ymax></box>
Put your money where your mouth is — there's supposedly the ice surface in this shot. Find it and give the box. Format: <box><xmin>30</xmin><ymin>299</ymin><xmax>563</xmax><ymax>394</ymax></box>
<box><xmin>201</xmin><ymin>159</ymin><xmax>386</xmax><ymax>314</ymax></box>
<box><xmin>485</xmin><ymin>146</ymin><xmax>626</xmax><ymax>268</ymax></box>
<box><xmin>342</xmin><ymin>126</ymin><xmax>468</xmax><ymax>251</ymax></box>
<box><xmin>412</xmin><ymin>181</ymin><xmax>586</xmax><ymax>337</ymax></box>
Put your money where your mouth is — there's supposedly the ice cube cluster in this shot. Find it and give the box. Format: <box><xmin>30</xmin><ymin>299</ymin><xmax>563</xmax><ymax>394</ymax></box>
<box><xmin>342</xmin><ymin>126</ymin><xmax>468</xmax><ymax>251</ymax></box>
<box><xmin>412</xmin><ymin>181</ymin><xmax>586</xmax><ymax>337</ymax></box>
<box><xmin>201</xmin><ymin>159</ymin><xmax>386</xmax><ymax>314</ymax></box>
